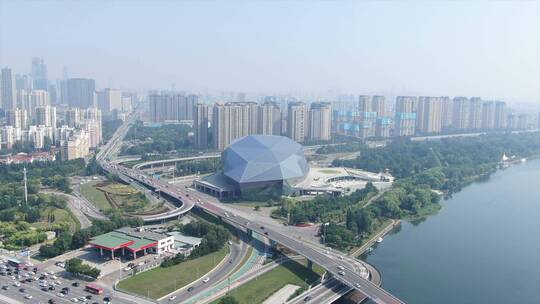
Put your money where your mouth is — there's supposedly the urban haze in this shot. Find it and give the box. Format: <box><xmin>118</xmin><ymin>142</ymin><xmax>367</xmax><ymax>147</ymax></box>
<box><xmin>0</xmin><ymin>2</ymin><xmax>539</xmax><ymax>304</ymax></box>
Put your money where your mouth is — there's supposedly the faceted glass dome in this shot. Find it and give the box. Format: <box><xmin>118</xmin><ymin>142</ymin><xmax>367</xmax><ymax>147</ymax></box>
<box><xmin>222</xmin><ymin>135</ymin><xmax>309</xmax><ymax>184</ymax></box>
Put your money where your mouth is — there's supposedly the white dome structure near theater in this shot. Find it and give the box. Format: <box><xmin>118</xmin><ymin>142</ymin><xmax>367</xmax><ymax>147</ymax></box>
<box><xmin>221</xmin><ymin>135</ymin><xmax>309</xmax><ymax>196</ymax></box>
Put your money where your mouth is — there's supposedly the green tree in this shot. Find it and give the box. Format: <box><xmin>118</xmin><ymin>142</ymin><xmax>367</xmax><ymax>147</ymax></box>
<box><xmin>219</xmin><ymin>296</ymin><xmax>239</xmax><ymax>304</ymax></box>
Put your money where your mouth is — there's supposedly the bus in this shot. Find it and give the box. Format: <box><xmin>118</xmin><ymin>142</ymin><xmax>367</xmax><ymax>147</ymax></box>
<box><xmin>84</xmin><ymin>284</ymin><xmax>104</xmax><ymax>295</ymax></box>
<box><xmin>7</xmin><ymin>258</ymin><xmax>23</xmax><ymax>269</ymax></box>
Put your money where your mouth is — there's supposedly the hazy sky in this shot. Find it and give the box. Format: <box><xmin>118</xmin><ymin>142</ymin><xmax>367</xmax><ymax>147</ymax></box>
<box><xmin>1</xmin><ymin>0</ymin><xmax>539</xmax><ymax>103</ymax></box>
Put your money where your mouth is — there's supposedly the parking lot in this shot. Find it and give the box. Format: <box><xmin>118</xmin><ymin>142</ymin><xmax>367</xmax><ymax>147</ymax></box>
<box><xmin>0</xmin><ymin>261</ymin><xmax>115</xmax><ymax>304</ymax></box>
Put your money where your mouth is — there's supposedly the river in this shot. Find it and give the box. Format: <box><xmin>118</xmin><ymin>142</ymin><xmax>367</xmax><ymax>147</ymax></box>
<box><xmin>363</xmin><ymin>159</ymin><xmax>540</xmax><ymax>304</ymax></box>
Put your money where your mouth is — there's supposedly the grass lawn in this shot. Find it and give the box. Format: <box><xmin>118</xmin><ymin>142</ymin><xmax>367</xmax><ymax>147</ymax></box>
<box><xmin>212</xmin><ymin>259</ymin><xmax>321</xmax><ymax>304</ymax></box>
<box><xmin>234</xmin><ymin>201</ymin><xmax>274</xmax><ymax>208</ymax></box>
<box><xmin>117</xmin><ymin>246</ymin><xmax>229</xmax><ymax>299</ymax></box>
<box><xmin>80</xmin><ymin>181</ymin><xmax>111</xmax><ymax>211</ymax></box>
<box><xmin>100</xmin><ymin>183</ymin><xmax>139</xmax><ymax>195</ymax></box>
<box><xmin>31</xmin><ymin>207</ymin><xmax>80</xmax><ymax>232</ymax></box>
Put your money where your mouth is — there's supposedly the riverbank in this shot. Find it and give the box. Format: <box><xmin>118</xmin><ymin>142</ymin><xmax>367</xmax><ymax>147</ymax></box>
<box><xmin>364</xmin><ymin>159</ymin><xmax>540</xmax><ymax>304</ymax></box>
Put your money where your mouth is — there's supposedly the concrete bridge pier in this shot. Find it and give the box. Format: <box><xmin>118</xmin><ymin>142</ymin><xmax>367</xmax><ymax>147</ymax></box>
<box><xmin>246</xmin><ymin>228</ymin><xmax>253</xmax><ymax>240</ymax></box>
<box><xmin>269</xmin><ymin>239</ymin><xmax>278</xmax><ymax>249</ymax></box>
<box><xmin>307</xmin><ymin>259</ymin><xmax>313</xmax><ymax>270</ymax></box>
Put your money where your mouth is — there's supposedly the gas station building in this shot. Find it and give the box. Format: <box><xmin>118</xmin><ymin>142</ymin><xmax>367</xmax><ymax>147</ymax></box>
<box><xmin>88</xmin><ymin>227</ymin><xmax>174</xmax><ymax>260</ymax></box>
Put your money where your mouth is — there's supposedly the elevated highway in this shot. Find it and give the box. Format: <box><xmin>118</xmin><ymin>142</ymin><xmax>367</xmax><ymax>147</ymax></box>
<box><xmin>132</xmin><ymin>153</ymin><xmax>220</xmax><ymax>170</ymax></box>
<box><xmin>97</xmin><ymin>113</ymin><xmax>405</xmax><ymax>304</ymax></box>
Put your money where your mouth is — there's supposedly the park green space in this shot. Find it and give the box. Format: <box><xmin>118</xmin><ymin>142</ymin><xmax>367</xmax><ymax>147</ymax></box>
<box><xmin>31</xmin><ymin>206</ymin><xmax>81</xmax><ymax>232</ymax></box>
<box><xmin>212</xmin><ymin>259</ymin><xmax>322</xmax><ymax>304</ymax></box>
<box><xmin>80</xmin><ymin>181</ymin><xmax>161</xmax><ymax>214</ymax></box>
<box><xmin>80</xmin><ymin>181</ymin><xmax>111</xmax><ymax>211</ymax></box>
<box><xmin>117</xmin><ymin>246</ymin><xmax>229</xmax><ymax>299</ymax></box>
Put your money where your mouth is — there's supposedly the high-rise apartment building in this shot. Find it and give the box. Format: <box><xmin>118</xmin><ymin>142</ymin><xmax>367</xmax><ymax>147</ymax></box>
<box><xmin>440</xmin><ymin>96</ymin><xmax>452</xmax><ymax>130</ymax></box>
<box><xmin>27</xmin><ymin>90</ymin><xmax>50</xmax><ymax>118</ymax></box>
<box><xmin>517</xmin><ymin>114</ymin><xmax>529</xmax><ymax>130</ymax></box>
<box><xmin>212</xmin><ymin>102</ymin><xmax>259</xmax><ymax>150</ymax></box>
<box><xmin>15</xmin><ymin>74</ymin><xmax>33</xmax><ymax>91</ymax></box>
<box><xmin>61</xmin><ymin>130</ymin><xmax>89</xmax><ymax>160</ymax></box>
<box><xmin>419</xmin><ymin>97</ymin><xmax>444</xmax><ymax>133</ymax></box>
<box><xmin>24</xmin><ymin>125</ymin><xmax>53</xmax><ymax>149</ymax></box>
<box><xmin>185</xmin><ymin>95</ymin><xmax>198</xmax><ymax>121</ymax></box>
<box><xmin>309</xmin><ymin>102</ymin><xmax>332</xmax><ymax>141</ymax></box>
<box><xmin>371</xmin><ymin>96</ymin><xmax>385</xmax><ymax>117</ymax></box>
<box><xmin>287</xmin><ymin>102</ymin><xmax>308</xmax><ymax>143</ymax></box>
<box><xmin>193</xmin><ymin>103</ymin><xmax>210</xmax><ymax>148</ymax></box>
<box><xmin>494</xmin><ymin>101</ymin><xmax>507</xmax><ymax>129</ymax></box>
<box><xmin>258</xmin><ymin>101</ymin><xmax>282</xmax><ymax>135</ymax></box>
<box><xmin>65</xmin><ymin>108</ymin><xmax>80</xmax><ymax>127</ymax></box>
<box><xmin>375</xmin><ymin>117</ymin><xmax>392</xmax><ymax>138</ymax></box>
<box><xmin>35</xmin><ymin>106</ymin><xmax>57</xmax><ymax>128</ymax></box>
<box><xmin>452</xmin><ymin>97</ymin><xmax>469</xmax><ymax>129</ymax></box>
<box><xmin>121</xmin><ymin>94</ymin><xmax>133</xmax><ymax>113</ymax></box>
<box><xmin>238</xmin><ymin>102</ymin><xmax>258</xmax><ymax>136</ymax></box>
<box><xmin>31</xmin><ymin>57</ymin><xmax>48</xmax><ymax>91</ymax></box>
<box><xmin>356</xmin><ymin>95</ymin><xmax>377</xmax><ymax>139</ymax></box>
<box><xmin>481</xmin><ymin>101</ymin><xmax>495</xmax><ymax>129</ymax></box>
<box><xmin>81</xmin><ymin>107</ymin><xmax>102</xmax><ymax>148</ymax></box>
<box><xmin>358</xmin><ymin>95</ymin><xmax>371</xmax><ymax>112</ymax></box>
<box><xmin>148</xmin><ymin>93</ymin><xmax>198</xmax><ymax>122</ymax></box>
<box><xmin>468</xmin><ymin>97</ymin><xmax>483</xmax><ymax>130</ymax></box>
<box><xmin>6</xmin><ymin>108</ymin><xmax>28</xmax><ymax>129</ymax></box>
<box><xmin>0</xmin><ymin>126</ymin><xmax>17</xmax><ymax>149</ymax></box>
<box><xmin>96</xmin><ymin>88</ymin><xmax>122</xmax><ymax>113</ymax></box>
<box><xmin>66</xmin><ymin>78</ymin><xmax>96</xmax><ymax>108</ymax></box>
<box><xmin>507</xmin><ymin>113</ymin><xmax>518</xmax><ymax>129</ymax></box>
<box><xmin>1</xmin><ymin>67</ymin><xmax>16</xmax><ymax>110</ymax></box>
<box><xmin>394</xmin><ymin>96</ymin><xmax>417</xmax><ymax>136</ymax></box>
<box><xmin>48</xmin><ymin>84</ymin><xmax>58</xmax><ymax>105</ymax></box>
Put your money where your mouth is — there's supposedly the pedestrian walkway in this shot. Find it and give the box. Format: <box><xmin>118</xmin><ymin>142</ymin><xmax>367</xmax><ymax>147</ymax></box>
<box><xmin>182</xmin><ymin>233</ymin><xmax>268</xmax><ymax>304</ymax></box>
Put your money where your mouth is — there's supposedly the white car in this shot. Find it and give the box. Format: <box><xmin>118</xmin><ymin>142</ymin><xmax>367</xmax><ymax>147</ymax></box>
<box><xmin>57</xmin><ymin>292</ymin><xmax>65</xmax><ymax>297</ymax></box>
<box><xmin>338</xmin><ymin>271</ymin><xmax>346</xmax><ymax>276</ymax></box>
<box><xmin>70</xmin><ymin>298</ymin><xmax>78</xmax><ymax>303</ymax></box>
<box><xmin>13</xmin><ymin>282</ymin><xmax>21</xmax><ymax>287</ymax></box>
<box><xmin>202</xmin><ymin>277</ymin><xmax>210</xmax><ymax>283</ymax></box>
<box><xmin>169</xmin><ymin>295</ymin><xmax>177</xmax><ymax>301</ymax></box>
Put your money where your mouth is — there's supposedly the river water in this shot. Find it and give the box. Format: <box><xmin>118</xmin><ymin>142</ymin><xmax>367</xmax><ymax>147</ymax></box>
<box><xmin>363</xmin><ymin>160</ymin><xmax>540</xmax><ymax>304</ymax></box>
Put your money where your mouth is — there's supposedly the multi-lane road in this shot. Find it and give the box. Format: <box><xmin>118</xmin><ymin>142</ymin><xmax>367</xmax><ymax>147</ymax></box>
<box><xmin>97</xmin><ymin>113</ymin><xmax>405</xmax><ymax>304</ymax></box>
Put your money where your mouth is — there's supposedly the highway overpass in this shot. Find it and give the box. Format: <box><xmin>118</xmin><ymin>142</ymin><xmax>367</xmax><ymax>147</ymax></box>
<box><xmin>97</xmin><ymin>113</ymin><xmax>405</xmax><ymax>304</ymax></box>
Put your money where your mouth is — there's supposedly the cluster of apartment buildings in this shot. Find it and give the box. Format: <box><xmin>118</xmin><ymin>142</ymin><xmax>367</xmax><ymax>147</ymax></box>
<box><xmin>149</xmin><ymin>92</ymin><xmax>333</xmax><ymax>150</ymax></box>
<box><xmin>151</xmin><ymin>93</ymin><xmax>539</xmax><ymax>150</ymax></box>
<box><xmin>0</xmin><ymin>62</ymin><xmax>133</xmax><ymax>160</ymax></box>
<box><xmin>0</xmin><ymin>106</ymin><xmax>103</xmax><ymax>160</ymax></box>
<box><xmin>334</xmin><ymin>95</ymin><xmax>537</xmax><ymax>138</ymax></box>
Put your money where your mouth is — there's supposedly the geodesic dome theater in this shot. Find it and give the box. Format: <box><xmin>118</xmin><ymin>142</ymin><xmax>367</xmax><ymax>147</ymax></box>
<box><xmin>222</xmin><ymin>135</ymin><xmax>309</xmax><ymax>197</ymax></box>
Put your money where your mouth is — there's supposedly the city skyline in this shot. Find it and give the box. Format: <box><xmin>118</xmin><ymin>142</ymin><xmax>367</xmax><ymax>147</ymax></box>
<box><xmin>1</xmin><ymin>1</ymin><xmax>539</xmax><ymax>105</ymax></box>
